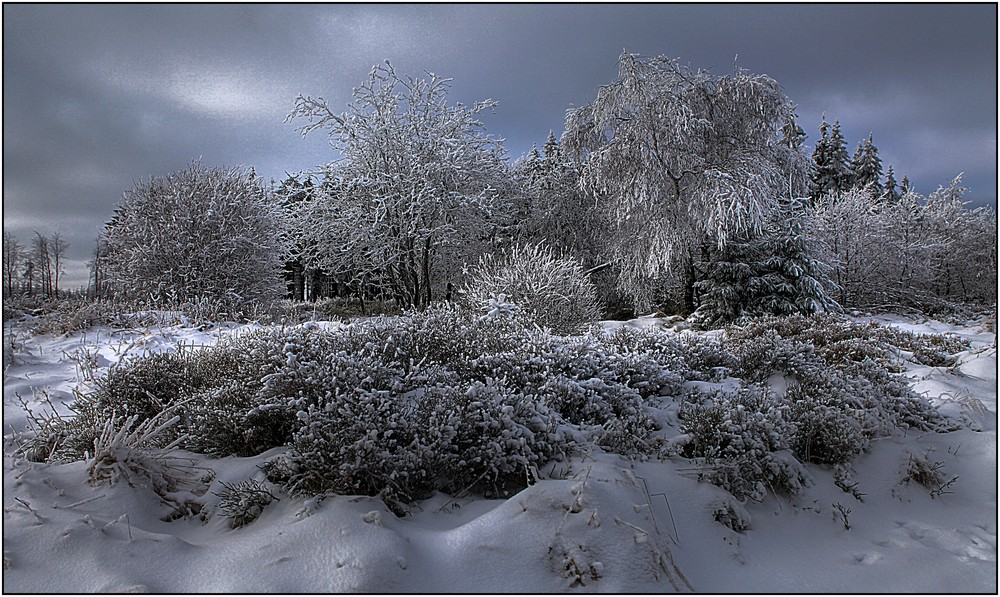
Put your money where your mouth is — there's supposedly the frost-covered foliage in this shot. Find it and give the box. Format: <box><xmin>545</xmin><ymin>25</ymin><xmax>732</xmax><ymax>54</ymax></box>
<box><xmin>810</xmin><ymin>177</ymin><xmax>997</xmax><ymax>312</ymax></box>
<box><xmin>724</xmin><ymin>314</ymin><xmax>956</xmax><ymax>437</ymax></box>
<box><xmin>460</xmin><ymin>243</ymin><xmax>602</xmax><ymax>334</ymax></box>
<box><xmin>102</xmin><ymin>163</ymin><xmax>286</xmax><ymax>308</ymax></box>
<box><xmin>563</xmin><ymin>53</ymin><xmax>808</xmax><ymax>312</ymax></box>
<box><xmin>678</xmin><ymin>388</ymin><xmax>810</xmax><ymax>501</ymax></box>
<box><xmin>214</xmin><ymin>479</ymin><xmax>276</xmax><ymax>528</ymax></box>
<box><xmin>32</xmin><ymin>309</ymin><xmax>961</xmax><ymax>511</ymax></box>
<box><xmin>287</xmin><ymin>62</ymin><xmax>511</xmax><ymax>308</ymax></box>
<box><xmin>693</xmin><ymin>199</ymin><xmax>838</xmax><ymax>327</ymax></box>
<box><xmin>665</xmin><ymin>313</ymin><xmax>959</xmax><ymax>501</ymax></box>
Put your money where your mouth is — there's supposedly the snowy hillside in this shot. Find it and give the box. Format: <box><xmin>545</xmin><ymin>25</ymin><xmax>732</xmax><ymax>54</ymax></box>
<box><xmin>3</xmin><ymin>313</ymin><xmax>996</xmax><ymax>592</ymax></box>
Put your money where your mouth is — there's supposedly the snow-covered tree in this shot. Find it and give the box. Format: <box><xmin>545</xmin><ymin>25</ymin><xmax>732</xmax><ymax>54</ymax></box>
<box><xmin>562</xmin><ymin>53</ymin><xmax>807</xmax><ymax>313</ymax></box>
<box><xmin>287</xmin><ymin>62</ymin><xmax>511</xmax><ymax>308</ymax></box>
<box><xmin>883</xmin><ymin>165</ymin><xmax>900</xmax><ymax>203</ymax></box>
<box><xmin>3</xmin><ymin>232</ymin><xmax>24</xmax><ymax>296</ymax></box>
<box><xmin>48</xmin><ymin>232</ymin><xmax>68</xmax><ymax>299</ymax></box>
<box><xmin>851</xmin><ymin>133</ymin><xmax>883</xmax><ymax>196</ymax></box>
<box><xmin>514</xmin><ymin>134</ymin><xmax>602</xmax><ymax>266</ymax></box>
<box><xmin>810</xmin><ymin>175</ymin><xmax>996</xmax><ymax>310</ymax></box>
<box><xmin>922</xmin><ymin>175</ymin><xmax>997</xmax><ymax>304</ymax></box>
<box><xmin>694</xmin><ymin>198</ymin><xmax>838</xmax><ymax>327</ymax></box>
<box><xmin>87</xmin><ymin>235</ymin><xmax>110</xmax><ymax>299</ymax></box>
<box><xmin>809</xmin><ymin>117</ymin><xmax>853</xmax><ymax>202</ymax></box>
<box><xmin>30</xmin><ymin>232</ymin><xmax>53</xmax><ymax>298</ymax></box>
<box><xmin>102</xmin><ymin>163</ymin><xmax>287</xmax><ymax>307</ymax></box>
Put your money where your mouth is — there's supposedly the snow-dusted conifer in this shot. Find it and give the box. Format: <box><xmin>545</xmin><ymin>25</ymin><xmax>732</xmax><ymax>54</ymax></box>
<box><xmin>883</xmin><ymin>165</ymin><xmax>900</xmax><ymax>203</ymax></box>
<box><xmin>694</xmin><ymin>198</ymin><xmax>837</xmax><ymax>327</ymax></box>
<box><xmin>851</xmin><ymin>133</ymin><xmax>883</xmax><ymax>196</ymax></box>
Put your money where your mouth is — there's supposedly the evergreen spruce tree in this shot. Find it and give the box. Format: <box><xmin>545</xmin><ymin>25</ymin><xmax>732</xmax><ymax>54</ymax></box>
<box><xmin>884</xmin><ymin>165</ymin><xmax>900</xmax><ymax>203</ymax></box>
<box><xmin>760</xmin><ymin>199</ymin><xmax>839</xmax><ymax>316</ymax></box>
<box><xmin>808</xmin><ymin>116</ymin><xmax>833</xmax><ymax>203</ymax></box>
<box><xmin>828</xmin><ymin>120</ymin><xmax>854</xmax><ymax>193</ymax></box>
<box><xmin>543</xmin><ymin>130</ymin><xmax>562</xmax><ymax>163</ymax></box>
<box><xmin>900</xmin><ymin>176</ymin><xmax>912</xmax><ymax>196</ymax></box>
<box><xmin>523</xmin><ymin>145</ymin><xmax>545</xmax><ymax>180</ymax></box>
<box><xmin>851</xmin><ymin>133</ymin><xmax>883</xmax><ymax>196</ymax></box>
<box><xmin>693</xmin><ymin>198</ymin><xmax>838</xmax><ymax>327</ymax></box>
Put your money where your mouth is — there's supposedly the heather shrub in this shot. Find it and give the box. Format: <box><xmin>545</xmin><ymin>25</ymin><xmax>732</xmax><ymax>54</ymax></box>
<box><xmin>784</xmin><ymin>383</ymin><xmax>865</xmax><ymax>465</ymax></box>
<box><xmin>679</xmin><ymin>387</ymin><xmax>809</xmax><ymax>501</ymax></box>
<box><xmin>461</xmin><ymin>243</ymin><xmax>602</xmax><ymax>334</ymax></box>
<box><xmin>283</xmin><ymin>377</ymin><xmax>563</xmax><ymax>512</ymax></box>
<box><xmin>214</xmin><ymin>479</ymin><xmax>276</xmax><ymax>528</ymax></box>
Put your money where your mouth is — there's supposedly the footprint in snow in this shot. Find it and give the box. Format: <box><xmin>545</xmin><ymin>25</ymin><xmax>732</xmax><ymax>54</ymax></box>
<box><xmin>854</xmin><ymin>552</ymin><xmax>882</xmax><ymax>565</ymax></box>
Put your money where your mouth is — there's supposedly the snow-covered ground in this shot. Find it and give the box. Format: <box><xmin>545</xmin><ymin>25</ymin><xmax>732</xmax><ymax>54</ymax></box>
<box><xmin>3</xmin><ymin>314</ymin><xmax>996</xmax><ymax>592</ymax></box>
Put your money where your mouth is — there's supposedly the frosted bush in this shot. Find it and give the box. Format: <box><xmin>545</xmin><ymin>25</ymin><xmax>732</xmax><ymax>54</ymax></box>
<box><xmin>102</xmin><ymin>163</ymin><xmax>286</xmax><ymax>309</ymax></box>
<box><xmin>784</xmin><ymin>383</ymin><xmax>865</xmax><ymax>465</ymax></box>
<box><xmin>461</xmin><ymin>243</ymin><xmax>602</xmax><ymax>335</ymax></box>
<box><xmin>679</xmin><ymin>387</ymin><xmax>809</xmax><ymax>501</ymax></box>
<box><xmin>214</xmin><ymin>479</ymin><xmax>276</xmax><ymax>528</ymax></box>
<box><xmin>283</xmin><ymin>378</ymin><xmax>563</xmax><ymax>512</ymax></box>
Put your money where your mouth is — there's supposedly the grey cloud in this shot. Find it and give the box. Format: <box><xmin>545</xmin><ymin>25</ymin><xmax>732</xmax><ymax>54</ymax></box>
<box><xmin>3</xmin><ymin>4</ymin><xmax>995</xmax><ymax>290</ymax></box>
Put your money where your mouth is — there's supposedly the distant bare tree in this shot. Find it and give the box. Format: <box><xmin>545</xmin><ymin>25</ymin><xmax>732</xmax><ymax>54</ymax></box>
<box><xmin>49</xmin><ymin>232</ymin><xmax>69</xmax><ymax>298</ymax></box>
<box><xmin>3</xmin><ymin>232</ymin><xmax>24</xmax><ymax>295</ymax></box>
<box><xmin>31</xmin><ymin>232</ymin><xmax>53</xmax><ymax>298</ymax></box>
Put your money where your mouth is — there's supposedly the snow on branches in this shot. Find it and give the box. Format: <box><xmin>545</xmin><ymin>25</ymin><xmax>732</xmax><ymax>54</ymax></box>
<box><xmin>562</xmin><ymin>53</ymin><xmax>808</xmax><ymax>312</ymax></box>
<box><xmin>286</xmin><ymin>62</ymin><xmax>512</xmax><ymax>308</ymax></box>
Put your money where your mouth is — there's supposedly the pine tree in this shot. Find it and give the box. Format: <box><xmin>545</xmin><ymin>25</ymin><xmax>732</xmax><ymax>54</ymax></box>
<box><xmin>808</xmin><ymin>117</ymin><xmax>852</xmax><ymax>201</ymax></box>
<box><xmin>851</xmin><ymin>133</ymin><xmax>883</xmax><ymax>196</ymax></box>
<box><xmin>828</xmin><ymin>120</ymin><xmax>853</xmax><ymax>193</ymax></box>
<box><xmin>883</xmin><ymin>165</ymin><xmax>900</xmax><ymax>203</ymax></box>
<box><xmin>807</xmin><ymin>116</ymin><xmax>832</xmax><ymax>202</ymax></box>
<box><xmin>693</xmin><ymin>198</ymin><xmax>838</xmax><ymax>327</ymax></box>
<box><xmin>543</xmin><ymin>130</ymin><xmax>562</xmax><ymax>163</ymax></box>
<box><xmin>900</xmin><ymin>176</ymin><xmax>912</xmax><ymax>196</ymax></box>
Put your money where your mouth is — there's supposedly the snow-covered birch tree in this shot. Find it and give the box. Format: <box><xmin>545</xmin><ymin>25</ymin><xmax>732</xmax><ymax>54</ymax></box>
<box><xmin>287</xmin><ymin>62</ymin><xmax>511</xmax><ymax>308</ymax></box>
<box><xmin>562</xmin><ymin>53</ymin><xmax>808</xmax><ymax>313</ymax></box>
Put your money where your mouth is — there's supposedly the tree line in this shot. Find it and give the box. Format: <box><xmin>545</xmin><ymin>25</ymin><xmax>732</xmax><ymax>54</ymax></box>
<box><xmin>17</xmin><ymin>53</ymin><xmax>993</xmax><ymax>323</ymax></box>
<box><xmin>2</xmin><ymin>231</ymin><xmax>70</xmax><ymax>299</ymax></box>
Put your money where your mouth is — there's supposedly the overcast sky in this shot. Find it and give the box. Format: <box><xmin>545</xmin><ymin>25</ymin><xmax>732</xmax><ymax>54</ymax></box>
<box><xmin>3</xmin><ymin>3</ymin><xmax>997</xmax><ymax>289</ymax></box>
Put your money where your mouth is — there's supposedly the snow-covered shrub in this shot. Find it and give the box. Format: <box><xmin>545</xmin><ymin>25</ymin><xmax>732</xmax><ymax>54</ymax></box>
<box><xmin>85</xmin><ymin>405</ymin><xmax>209</xmax><ymax>520</ymax></box>
<box><xmin>601</xmin><ymin>326</ymin><xmax>736</xmax><ymax>383</ymax></box>
<box><xmin>86</xmin><ymin>408</ymin><xmax>184</xmax><ymax>487</ymax></box>
<box><xmin>214</xmin><ymin>479</ymin><xmax>276</xmax><ymax>528</ymax></box>
<box><xmin>724</xmin><ymin>314</ymin><xmax>954</xmax><ymax>436</ymax></box>
<box><xmin>283</xmin><ymin>378</ymin><xmax>562</xmax><ymax>512</ymax></box>
<box><xmin>784</xmin><ymin>383</ymin><xmax>865</xmax><ymax>465</ymax></box>
<box><xmin>712</xmin><ymin>497</ymin><xmax>751</xmax><ymax>532</ymax></box>
<box><xmin>102</xmin><ymin>163</ymin><xmax>286</xmax><ymax>309</ymax></box>
<box><xmin>63</xmin><ymin>352</ymin><xmax>197</xmax><ymax>459</ymax></box>
<box><xmin>13</xmin><ymin>391</ymin><xmax>73</xmax><ymax>463</ymax></box>
<box><xmin>679</xmin><ymin>388</ymin><xmax>809</xmax><ymax>501</ymax></box>
<box><xmin>179</xmin><ymin>331</ymin><xmax>292</xmax><ymax>456</ymax></box>
<box><xmin>461</xmin><ymin>243</ymin><xmax>602</xmax><ymax>335</ymax></box>
<box><xmin>901</xmin><ymin>451</ymin><xmax>959</xmax><ymax>498</ymax></box>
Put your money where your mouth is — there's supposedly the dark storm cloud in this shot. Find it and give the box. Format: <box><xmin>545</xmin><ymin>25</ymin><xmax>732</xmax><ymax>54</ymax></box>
<box><xmin>3</xmin><ymin>4</ymin><xmax>996</xmax><ymax>289</ymax></box>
